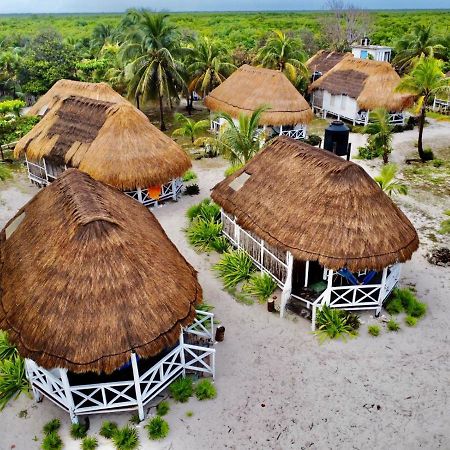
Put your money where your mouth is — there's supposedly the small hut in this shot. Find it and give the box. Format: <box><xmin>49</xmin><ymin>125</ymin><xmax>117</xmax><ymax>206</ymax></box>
<box><xmin>204</xmin><ymin>64</ymin><xmax>313</xmax><ymax>140</ymax></box>
<box><xmin>211</xmin><ymin>137</ymin><xmax>419</xmax><ymax>328</ymax></box>
<box><xmin>0</xmin><ymin>169</ymin><xmax>215</xmax><ymax>423</ymax></box>
<box><xmin>306</xmin><ymin>50</ymin><xmax>353</xmax><ymax>79</ymax></box>
<box><xmin>17</xmin><ymin>80</ymin><xmax>191</xmax><ymax>207</ymax></box>
<box><xmin>309</xmin><ymin>58</ymin><xmax>415</xmax><ymax>125</ymax></box>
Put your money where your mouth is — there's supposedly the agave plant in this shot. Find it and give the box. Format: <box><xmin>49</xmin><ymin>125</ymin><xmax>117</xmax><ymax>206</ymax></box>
<box><xmin>314</xmin><ymin>305</ymin><xmax>356</xmax><ymax>343</ymax></box>
<box><xmin>0</xmin><ymin>355</ymin><xmax>30</xmax><ymax>410</ymax></box>
<box><xmin>213</xmin><ymin>250</ymin><xmax>255</xmax><ymax>289</ymax></box>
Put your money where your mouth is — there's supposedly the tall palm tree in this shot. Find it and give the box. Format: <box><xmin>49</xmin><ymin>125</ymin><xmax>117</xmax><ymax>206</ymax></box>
<box><xmin>374</xmin><ymin>164</ymin><xmax>408</xmax><ymax>197</ymax></box>
<box><xmin>396</xmin><ymin>56</ymin><xmax>449</xmax><ymax>161</ymax></box>
<box><xmin>91</xmin><ymin>23</ymin><xmax>115</xmax><ymax>50</ymax></box>
<box><xmin>255</xmin><ymin>30</ymin><xmax>308</xmax><ymax>86</ymax></box>
<box><xmin>393</xmin><ymin>24</ymin><xmax>445</xmax><ymax>73</ymax></box>
<box><xmin>172</xmin><ymin>113</ymin><xmax>210</xmax><ymax>143</ymax></box>
<box><xmin>364</xmin><ymin>108</ymin><xmax>394</xmax><ymax>164</ymax></box>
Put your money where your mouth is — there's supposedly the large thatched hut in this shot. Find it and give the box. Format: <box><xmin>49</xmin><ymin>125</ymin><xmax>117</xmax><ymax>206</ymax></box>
<box><xmin>17</xmin><ymin>80</ymin><xmax>191</xmax><ymax>206</ymax></box>
<box><xmin>0</xmin><ymin>169</ymin><xmax>216</xmax><ymax>422</ymax></box>
<box><xmin>204</xmin><ymin>64</ymin><xmax>313</xmax><ymax>140</ymax></box>
<box><xmin>309</xmin><ymin>58</ymin><xmax>415</xmax><ymax>125</ymax></box>
<box><xmin>211</xmin><ymin>137</ymin><xmax>419</xmax><ymax>328</ymax></box>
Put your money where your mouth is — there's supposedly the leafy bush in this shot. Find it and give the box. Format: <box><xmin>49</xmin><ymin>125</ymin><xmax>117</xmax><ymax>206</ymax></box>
<box><xmin>169</xmin><ymin>377</ymin><xmax>193</xmax><ymax>403</ymax></box>
<box><xmin>195</xmin><ymin>379</ymin><xmax>217</xmax><ymax>400</ymax></box>
<box><xmin>0</xmin><ymin>99</ymin><xmax>25</xmax><ymax>115</ymax></box>
<box><xmin>43</xmin><ymin>419</ymin><xmax>61</xmax><ymax>435</ymax></box>
<box><xmin>432</xmin><ymin>159</ymin><xmax>444</xmax><ymax>168</ymax></box>
<box><xmin>156</xmin><ymin>400</ymin><xmax>170</xmax><ymax>416</ymax></box>
<box><xmin>341</xmin><ymin>311</ymin><xmax>360</xmax><ymax>331</ymax></box>
<box><xmin>385</xmin><ymin>297</ymin><xmax>403</xmax><ymax>315</ymax></box>
<box><xmin>357</xmin><ymin>143</ymin><xmax>382</xmax><ymax>160</ymax></box>
<box><xmin>0</xmin><ymin>355</ymin><xmax>29</xmax><ymax>410</ymax></box>
<box><xmin>0</xmin><ymin>165</ymin><xmax>13</xmax><ymax>182</ymax></box>
<box><xmin>146</xmin><ymin>416</ymin><xmax>170</xmax><ymax>440</ymax></box>
<box><xmin>387</xmin><ymin>319</ymin><xmax>400</xmax><ymax>332</ymax></box>
<box><xmin>182</xmin><ymin>170</ymin><xmax>197</xmax><ymax>182</ymax></box>
<box><xmin>81</xmin><ymin>436</ymin><xmax>98</xmax><ymax>450</ymax></box>
<box><xmin>186</xmin><ymin>199</ymin><xmax>220</xmax><ymax>223</ymax></box>
<box><xmin>70</xmin><ymin>423</ymin><xmax>87</xmax><ymax>439</ymax></box>
<box><xmin>243</xmin><ymin>273</ymin><xmax>277</xmax><ymax>302</ymax></box>
<box><xmin>184</xmin><ymin>184</ymin><xmax>200</xmax><ymax>196</ymax></box>
<box><xmin>0</xmin><ymin>330</ymin><xmax>18</xmax><ymax>360</ymax></box>
<box><xmin>303</xmin><ymin>134</ymin><xmax>322</xmax><ymax>146</ymax></box>
<box><xmin>111</xmin><ymin>425</ymin><xmax>139</xmax><ymax>450</ymax></box>
<box><xmin>392</xmin><ymin>288</ymin><xmax>427</xmax><ymax>318</ymax></box>
<box><xmin>41</xmin><ymin>431</ymin><xmax>63</xmax><ymax>450</ymax></box>
<box><xmin>314</xmin><ymin>306</ymin><xmax>356</xmax><ymax>343</ymax></box>
<box><xmin>0</xmin><ymin>116</ymin><xmax>40</xmax><ymax>145</ymax></box>
<box><xmin>210</xmin><ymin>235</ymin><xmax>230</xmax><ymax>253</ymax></box>
<box><xmin>187</xmin><ymin>219</ymin><xmax>223</xmax><ymax>252</ymax></box>
<box><xmin>214</xmin><ymin>250</ymin><xmax>255</xmax><ymax>289</ymax></box>
<box><xmin>422</xmin><ymin>147</ymin><xmax>434</xmax><ymax>161</ymax></box>
<box><xmin>99</xmin><ymin>420</ymin><xmax>118</xmax><ymax>439</ymax></box>
<box><xmin>405</xmin><ymin>315</ymin><xmax>418</xmax><ymax>327</ymax></box>
<box><xmin>368</xmin><ymin>325</ymin><xmax>380</xmax><ymax>336</ymax></box>
<box><xmin>224</xmin><ymin>164</ymin><xmax>243</xmax><ymax>177</ymax></box>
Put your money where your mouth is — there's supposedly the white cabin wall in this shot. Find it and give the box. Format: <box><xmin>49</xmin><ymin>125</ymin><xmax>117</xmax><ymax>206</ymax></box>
<box><xmin>322</xmin><ymin>92</ymin><xmax>358</xmax><ymax>121</ymax></box>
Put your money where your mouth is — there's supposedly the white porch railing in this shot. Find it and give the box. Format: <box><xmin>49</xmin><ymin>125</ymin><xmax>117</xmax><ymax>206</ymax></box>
<box><xmin>432</xmin><ymin>97</ymin><xmax>449</xmax><ymax>111</ymax></box>
<box><xmin>124</xmin><ymin>178</ymin><xmax>183</xmax><ymax>207</ymax></box>
<box><xmin>185</xmin><ymin>310</ymin><xmax>214</xmax><ymax>340</ymax></box>
<box><xmin>279</xmin><ymin>127</ymin><xmax>307</xmax><ymax>140</ymax></box>
<box><xmin>355</xmin><ymin>111</ymin><xmax>369</xmax><ymax>125</ymax></box>
<box><xmin>388</xmin><ymin>112</ymin><xmax>405</xmax><ymax>125</ymax></box>
<box><xmin>210</xmin><ymin>120</ymin><xmax>221</xmax><ymax>134</ymax></box>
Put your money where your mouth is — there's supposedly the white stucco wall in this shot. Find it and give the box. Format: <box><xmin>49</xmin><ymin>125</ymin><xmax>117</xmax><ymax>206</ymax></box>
<box><xmin>322</xmin><ymin>92</ymin><xmax>359</xmax><ymax>121</ymax></box>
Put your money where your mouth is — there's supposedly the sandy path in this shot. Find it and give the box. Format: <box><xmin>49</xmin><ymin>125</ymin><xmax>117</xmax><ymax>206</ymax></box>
<box><xmin>1</xmin><ymin>127</ymin><xmax>450</xmax><ymax>449</ymax></box>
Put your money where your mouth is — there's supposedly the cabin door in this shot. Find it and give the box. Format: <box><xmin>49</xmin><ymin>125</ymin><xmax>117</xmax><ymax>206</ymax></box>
<box><xmin>291</xmin><ymin>259</ymin><xmax>307</xmax><ymax>295</ymax></box>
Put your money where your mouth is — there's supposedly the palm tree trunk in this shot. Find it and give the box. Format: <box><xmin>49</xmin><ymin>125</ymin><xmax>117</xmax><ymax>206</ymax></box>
<box><xmin>159</xmin><ymin>95</ymin><xmax>166</xmax><ymax>131</ymax></box>
<box><xmin>418</xmin><ymin>104</ymin><xmax>426</xmax><ymax>161</ymax></box>
<box><xmin>383</xmin><ymin>149</ymin><xmax>389</xmax><ymax>164</ymax></box>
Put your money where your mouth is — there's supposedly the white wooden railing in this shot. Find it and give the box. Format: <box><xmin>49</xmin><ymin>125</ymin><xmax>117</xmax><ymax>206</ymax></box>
<box><xmin>186</xmin><ymin>310</ymin><xmax>214</xmax><ymax>339</ymax></box>
<box><xmin>279</xmin><ymin>127</ymin><xmax>306</xmax><ymax>140</ymax></box>
<box><xmin>355</xmin><ymin>111</ymin><xmax>369</xmax><ymax>124</ymax></box>
<box><xmin>25</xmin><ymin>156</ymin><xmax>65</xmax><ymax>186</ymax></box>
<box><xmin>124</xmin><ymin>178</ymin><xmax>183</xmax><ymax>207</ymax></box>
<box><xmin>388</xmin><ymin>112</ymin><xmax>405</xmax><ymax>125</ymax></box>
<box><xmin>210</xmin><ymin>120</ymin><xmax>221</xmax><ymax>134</ymax></box>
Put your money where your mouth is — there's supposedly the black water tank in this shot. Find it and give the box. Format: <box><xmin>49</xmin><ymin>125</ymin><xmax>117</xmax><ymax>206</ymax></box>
<box><xmin>324</xmin><ymin>121</ymin><xmax>350</xmax><ymax>157</ymax></box>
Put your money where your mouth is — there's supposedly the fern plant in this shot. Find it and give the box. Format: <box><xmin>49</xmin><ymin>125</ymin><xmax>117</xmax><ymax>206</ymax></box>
<box><xmin>243</xmin><ymin>273</ymin><xmax>277</xmax><ymax>302</ymax></box>
<box><xmin>0</xmin><ymin>330</ymin><xmax>18</xmax><ymax>360</ymax></box>
<box><xmin>146</xmin><ymin>416</ymin><xmax>170</xmax><ymax>440</ymax></box>
<box><xmin>213</xmin><ymin>250</ymin><xmax>255</xmax><ymax>288</ymax></box>
<box><xmin>314</xmin><ymin>306</ymin><xmax>356</xmax><ymax>343</ymax></box>
<box><xmin>111</xmin><ymin>425</ymin><xmax>139</xmax><ymax>450</ymax></box>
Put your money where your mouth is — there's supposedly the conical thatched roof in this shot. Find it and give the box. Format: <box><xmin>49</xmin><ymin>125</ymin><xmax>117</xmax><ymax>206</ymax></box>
<box><xmin>15</xmin><ymin>95</ymin><xmax>191</xmax><ymax>190</ymax></box>
<box><xmin>306</xmin><ymin>50</ymin><xmax>353</xmax><ymax>75</ymax></box>
<box><xmin>309</xmin><ymin>58</ymin><xmax>415</xmax><ymax>111</ymax></box>
<box><xmin>27</xmin><ymin>79</ymin><xmax>126</xmax><ymax>116</ymax></box>
<box><xmin>211</xmin><ymin>137</ymin><xmax>418</xmax><ymax>271</ymax></box>
<box><xmin>0</xmin><ymin>169</ymin><xmax>201</xmax><ymax>374</ymax></box>
<box><xmin>204</xmin><ymin>65</ymin><xmax>313</xmax><ymax>126</ymax></box>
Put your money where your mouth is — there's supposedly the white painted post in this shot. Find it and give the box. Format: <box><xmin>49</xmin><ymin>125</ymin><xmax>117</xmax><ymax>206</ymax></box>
<box><xmin>311</xmin><ymin>305</ymin><xmax>317</xmax><ymax>331</ymax></box>
<box><xmin>376</xmin><ymin>268</ymin><xmax>388</xmax><ymax>316</ymax></box>
<box><xmin>25</xmin><ymin>359</ymin><xmax>42</xmax><ymax>402</ymax></box>
<box><xmin>280</xmin><ymin>252</ymin><xmax>293</xmax><ymax>318</ymax></box>
<box><xmin>325</xmin><ymin>269</ymin><xmax>334</xmax><ymax>306</ymax></box>
<box><xmin>136</xmin><ymin>187</ymin><xmax>143</xmax><ymax>204</ymax></box>
<box><xmin>171</xmin><ymin>179</ymin><xmax>177</xmax><ymax>201</ymax></box>
<box><xmin>42</xmin><ymin>158</ymin><xmax>49</xmax><ymax>184</ymax></box>
<box><xmin>365</xmin><ymin>111</ymin><xmax>370</xmax><ymax>126</ymax></box>
<box><xmin>59</xmin><ymin>369</ymin><xmax>78</xmax><ymax>424</ymax></box>
<box><xmin>304</xmin><ymin>260</ymin><xmax>310</xmax><ymax>288</ymax></box>
<box><xmin>260</xmin><ymin>240</ymin><xmax>265</xmax><ymax>273</ymax></box>
<box><xmin>234</xmin><ymin>216</ymin><xmax>240</xmax><ymax>248</ymax></box>
<box><xmin>179</xmin><ymin>330</ymin><xmax>186</xmax><ymax>378</ymax></box>
<box><xmin>131</xmin><ymin>352</ymin><xmax>145</xmax><ymax>421</ymax></box>
<box><xmin>279</xmin><ymin>125</ymin><xmax>283</xmax><ymax>135</ymax></box>
<box><xmin>211</xmin><ymin>349</ymin><xmax>216</xmax><ymax>380</ymax></box>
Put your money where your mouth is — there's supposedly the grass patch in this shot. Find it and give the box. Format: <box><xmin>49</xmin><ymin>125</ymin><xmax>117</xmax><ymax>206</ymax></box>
<box><xmin>81</xmin><ymin>436</ymin><xmax>98</xmax><ymax>450</ymax></box>
<box><xmin>169</xmin><ymin>377</ymin><xmax>193</xmax><ymax>403</ymax></box>
<box><xmin>186</xmin><ymin>410</ymin><xmax>194</xmax><ymax>417</ymax></box>
<box><xmin>43</xmin><ymin>419</ymin><xmax>61</xmax><ymax>435</ymax></box>
<box><xmin>99</xmin><ymin>420</ymin><xmax>118</xmax><ymax>439</ymax></box>
<box><xmin>439</xmin><ymin>210</ymin><xmax>450</xmax><ymax>234</ymax></box>
<box><xmin>405</xmin><ymin>315</ymin><xmax>418</xmax><ymax>327</ymax></box>
<box><xmin>385</xmin><ymin>288</ymin><xmax>427</xmax><ymax>319</ymax></box>
<box><xmin>111</xmin><ymin>425</ymin><xmax>139</xmax><ymax>450</ymax></box>
<box><xmin>214</xmin><ymin>250</ymin><xmax>255</xmax><ymax>289</ymax></box>
<box><xmin>186</xmin><ymin>199</ymin><xmax>220</xmax><ymax>223</ymax></box>
<box><xmin>70</xmin><ymin>423</ymin><xmax>87</xmax><ymax>439</ymax></box>
<box><xmin>195</xmin><ymin>379</ymin><xmax>217</xmax><ymax>400</ymax></box>
<box><xmin>41</xmin><ymin>431</ymin><xmax>63</xmax><ymax>450</ymax></box>
<box><xmin>156</xmin><ymin>400</ymin><xmax>170</xmax><ymax>416</ymax></box>
<box><xmin>426</xmin><ymin>110</ymin><xmax>450</xmax><ymax>122</ymax></box>
<box><xmin>387</xmin><ymin>318</ymin><xmax>400</xmax><ymax>332</ymax></box>
<box><xmin>403</xmin><ymin>158</ymin><xmax>450</xmax><ymax>196</ymax></box>
<box><xmin>146</xmin><ymin>416</ymin><xmax>170</xmax><ymax>440</ymax></box>
<box><xmin>182</xmin><ymin>169</ymin><xmax>197</xmax><ymax>182</ymax></box>
<box><xmin>224</xmin><ymin>164</ymin><xmax>244</xmax><ymax>177</ymax></box>
<box><xmin>368</xmin><ymin>325</ymin><xmax>381</xmax><ymax>336</ymax></box>
<box><xmin>242</xmin><ymin>273</ymin><xmax>277</xmax><ymax>303</ymax></box>
<box><xmin>314</xmin><ymin>306</ymin><xmax>357</xmax><ymax>343</ymax></box>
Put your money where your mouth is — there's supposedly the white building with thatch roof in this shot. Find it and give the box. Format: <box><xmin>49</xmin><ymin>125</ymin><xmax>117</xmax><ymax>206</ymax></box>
<box><xmin>0</xmin><ymin>169</ymin><xmax>216</xmax><ymax>423</ymax></box>
<box><xmin>211</xmin><ymin>137</ymin><xmax>419</xmax><ymax>329</ymax></box>
<box><xmin>351</xmin><ymin>38</ymin><xmax>392</xmax><ymax>62</ymax></box>
<box><xmin>204</xmin><ymin>64</ymin><xmax>313</xmax><ymax>140</ymax></box>
<box><xmin>16</xmin><ymin>80</ymin><xmax>191</xmax><ymax>207</ymax></box>
<box><xmin>309</xmin><ymin>58</ymin><xmax>415</xmax><ymax>125</ymax></box>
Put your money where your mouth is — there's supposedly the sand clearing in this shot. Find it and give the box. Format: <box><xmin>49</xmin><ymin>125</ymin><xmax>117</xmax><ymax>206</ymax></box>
<box><xmin>1</xmin><ymin>124</ymin><xmax>449</xmax><ymax>450</ymax></box>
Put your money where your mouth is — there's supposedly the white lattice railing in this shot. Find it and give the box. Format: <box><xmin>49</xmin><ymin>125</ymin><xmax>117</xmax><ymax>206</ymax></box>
<box><xmin>388</xmin><ymin>112</ymin><xmax>405</xmax><ymax>125</ymax></box>
<box><xmin>124</xmin><ymin>178</ymin><xmax>183</xmax><ymax>207</ymax></box>
<box><xmin>186</xmin><ymin>310</ymin><xmax>214</xmax><ymax>340</ymax></box>
<box><xmin>279</xmin><ymin>127</ymin><xmax>306</xmax><ymax>140</ymax></box>
<box><xmin>210</xmin><ymin>120</ymin><xmax>221</xmax><ymax>134</ymax></box>
<box><xmin>355</xmin><ymin>111</ymin><xmax>369</xmax><ymax>124</ymax></box>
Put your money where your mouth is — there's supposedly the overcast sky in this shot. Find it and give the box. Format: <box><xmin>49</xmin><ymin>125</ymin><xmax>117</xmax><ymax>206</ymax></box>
<box><xmin>0</xmin><ymin>0</ymin><xmax>447</xmax><ymax>13</ymax></box>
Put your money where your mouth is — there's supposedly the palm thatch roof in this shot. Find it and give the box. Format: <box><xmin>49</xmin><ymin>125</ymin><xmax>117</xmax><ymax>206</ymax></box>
<box><xmin>15</xmin><ymin>95</ymin><xmax>191</xmax><ymax>190</ymax></box>
<box><xmin>204</xmin><ymin>65</ymin><xmax>313</xmax><ymax>126</ymax></box>
<box><xmin>211</xmin><ymin>137</ymin><xmax>418</xmax><ymax>271</ymax></box>
<box><xmin>309</xmin><ymin>58</ymin><xmax>415</xmax><ymax>111</ymax></box>
<box><xmin>27</xmin><ymin>79</ymin><xmax>126</xmax><ymax>116</ymax></box>
<box><xmin>0</xmin><ymin>169</ymin><xmax>201</xmax><ymax>374</ymax></box>
<box><xmin>306</xmin><ymin>50</ymin><xmax>353</xmax><ymax>75</ymax></box>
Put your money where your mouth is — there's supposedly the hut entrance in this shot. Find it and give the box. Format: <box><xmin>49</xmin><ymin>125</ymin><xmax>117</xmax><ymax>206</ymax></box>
<box><xmin>291</xmin><ymin>259</ymin><xmax>324</xmax><ymax>298</ymax></box>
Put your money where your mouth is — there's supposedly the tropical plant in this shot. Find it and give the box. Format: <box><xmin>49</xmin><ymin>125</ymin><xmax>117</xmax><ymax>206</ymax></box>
<box><xmin>129</xmin><ymin>413</ymin><xmax>140</xmax><ymax>425</ymax></box>
<box><xmin>169</xmin><ymin>376</ymin><xmax>193</xmax><ymax>403</ymax></box>
<box><xmin>195</xmin><ymin>379</ymin><xmax>217</xmax><ymax>400</ymax></box>
<box><xmin>341</xmin><ymin>311</ymin><xmax>361</xmax><ymax>331</ymax></box>
<box><xmin>396</xmin><ymin>56</ymin><xmax>450</xmax><ymax>161</ymax></box>
<box><xmin>405</xmin><ymin>315</ymin><xmax>418</xmax><ymax>327</ymax></box>
<box><xmin>82</xmin><ymin>436</ymin><xmax>99</xmax><ymax>450</ymax></box>
<box><xmin>184</xmin><ymin>184</ymin><xmax>200</xmax><ymax>195</ymax></box>
<box><xmin>385</xmin><ymin>297</ymin><xmax>403</xmax><ymax>315</ymax></box>
<box><xmin>186</xmin><ymin>219</ymin><xmax>223</xmax><ymax>252</ymax></box>
<box><xmin>224</xmin><ymin>164</ymin><xmax>244</xmax><ymax>177</ymax></box>
<box><xmin>213</xmin><ymin>250</ymin><xmax>255</xmax><ymax>289</ymax></box>
<box><xmin>99</xmin><ymin>420</ymin><xmax>118</xmax><ymax>439</ymax></box>
<box><xmin>146</xmin><ymin>416</ymin><xmax>170</xmax><ymax>440</ymax></box>
<box><xmin>41</xmin><ymin>431</ymin><xmax>63</xmax><ymax>450</ymax></box>
<box><xmin>0</xmin><ymin>330</ymin><xmax>18</xmax><ymax>360</ymax></box>
<box><xmin>210</xmin><ymin>235</ymin><xmax>230</xmax><ymax>253</ymax></box>
<box><xmin>42</xmin><ymin>419</ymin><xmax>61</xmax><ymax>436</ymax></box>
<box><xmin>111</xmin><ymin>425</ymin><xmax>139</xmax><ymax>450</ymax></box>
<box><xmin>387</xmin><ymin>319</ymin><xmax>400</xmax><ymax>332</ymax></box>
<box><xmin>368</xmin><ymin>324</ymin><xmax>381</xmax><ymax>336</ymax></box>
<box><xmin>70</xmin><ymin>423</ymin><xmax>88</xmax><ymax>439</ymax></box>
<box><xmin>374</xmin><ymin>164</ymin><xmax>408</xmax><ymax>197</ymax></box>
<box><xmin>390</xmin><ymin>287</ymin><xmax>427</xmax><ymax>318</ymax></box>
<box><xmin>186</xmin><ymin>199</ymin><xmax>220</xmax><ymax>222</ymax></box>
<box><xmin>243</xmin><ymin>273</ymin><xmax>277</xmax><ymax>302</ymax></box>
<box><xmin>0</xmin><ymin>355</ymin><xmax>29</xmax><ymax>410</ymax></box>
<box><xmin>363</xmin><ymin>108</ymin><xmax>394</xmax><ymax>164</ymax></box>
<box><xmin>314</xmin><ymin>305</ymin><xmax>356</xmax><ymax>343</ymax></box>
<box><xmin>0</xmin><ymin>99</ymin><xmax>25</xmax><ymax>115</ymax></box>
<box><xmin>156</xmin><ymin>400</ymin><xmax>170</xmax><ymax>416</ymax></box>
<box><xmin>172</xmin><ymin>113</ymin><xmax>210</xmax><ymax>143</ymax></box>
<box><xmin>182</xmin><ymin>169</ymin><xmax>197</xmax><ymax>182</ymax></box>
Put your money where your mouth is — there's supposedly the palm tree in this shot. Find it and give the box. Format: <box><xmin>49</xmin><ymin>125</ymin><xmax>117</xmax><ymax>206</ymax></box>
<box><xmin>91</xmin><ymin>23</ymin><xmax>115</xmax><ymax>50</ymax></box>
<box><xmin>186</xmin><ymin>37</ymin><xmax>236</xmax><ymax>97</ymax></box>
<box><xmin>363</xmin><ymin>108</ymin><xmax>394</xmax><ymax>164</ymax></box>
<box><xmin>172</xmin><ymin>113</ymin><xmax>210</xmax><ymax>143</ymax></box>
<box><xmin>396</xmin><ymin>56</ymin><xmax>449</xmax><ymax>161</ymax></box>
<box><xmin>393</xmin><ymin>24</ymin><xmax>445</xmax><ymax>73</ymax></box>
<box><xmin>255</xmin><ymin>30</ymin><xmax>308</xmax><ymax>86</ymax></box>
<box><xmin>374</xmin><ymin>164</ymin><xmax>408</xmax><ymax>197</ymax></box>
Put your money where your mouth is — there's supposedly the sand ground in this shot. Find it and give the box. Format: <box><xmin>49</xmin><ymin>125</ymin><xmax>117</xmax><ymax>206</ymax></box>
<box><xmin>0</xmin><ymin>121</ymin><xmax>449</xmax><ymax>450</ymax></box>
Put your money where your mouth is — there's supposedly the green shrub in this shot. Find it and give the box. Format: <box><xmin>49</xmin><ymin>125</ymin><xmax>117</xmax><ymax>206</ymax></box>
<box><xmin>169</xmin><ymin>377</ymin><xmax>193</xmax><ymax>403</ymax></box>
<box><xmin>156</xmin><ymin>400</ymin><xmax>170</xmax><ymax>416</ymax></box>
<box><xmin>422</xmin><ymin>147</ymin><xmax>434</xmax><ymax>161</ymax></box>
<box><xmin>99</xmin><ymin>420</ymin><xmax>118</xmax><ymax>439</ymax></box>
<box><xmin>186</xmin><ymin>199</ymin><xmax>220</xmax><ymax>223</ymax></box>
<box><xmin>433</xmin><ymin>159</ymin><xmax>444</xmax><ymax>168</ymax></box>
<box><xmin>439</xmin><ymin>210</ymin><xmax>450</xmax><ymax>234</ymax></box>
<box><xmin>129</xmin><ymin>413</ymin><xmax>140</xmax><ymax>424</ymax></box>
<box><xmin>184</xmin><ymin>184</ymin><xmax>200</xmax><ymax>195</ymax></box>
<box><xmin>187</xmin><ymin>219</ymin><xmax>223</xmax><ymax>252</ymax></box>
<box><xmin>314</xmin><ymin>306</ymin><xmax>356</xmax><ymax>343</ymax></box>
<box><xmin>368</xmin><ymin>325</ymin><xmax>380</xmax><ymax>336</ymax></box>
<box><xmin>186</xmin><ymin>410</ymin><xmax>194</xmax><ymax>417</ymax></box>
<box><xmin>0</xmin><ymin>99</ymin><xmax>25</xmax><ymax>115</ymax></box>
<box><xmin>0</xmin><ymin>330</ymin><xmax>18</xmax><ymax>360</ymax></box>
<box><xmin>357</xmin><ymin>143</ymin><xmax>382</xmax><ymax>160</ymax></box>
<box><xmin>82</xmin><ymin>436</ymin><xmax>98</xmax><ymax>450</ymax></box>
<box><xmin>145</xmin><ymin>416</ymin><xmax>170</xmax><ymax>440</ymax></box>
<box><xmin>70</xmin><ymin>422</ymin><xmax>87</xmax><ymax>439</ymax></box>
<box><xmin>43</xmin><ymin>419</ymin><xmax>61</xmax><ymax>435</ymax></box>
<box><xmin>224</xmin><ymin>164</ymin><xmax>243</xmax><ymax>177</ymax></box>
<box><xmin>243</xmin><ymin>273</ymin><xmax>277</xmax><ymax>302</ymax></box>
<box><xmin>387</xmin><ymin>319</ymin><xmax>400</xmax><ymax>332</ymax></box>
<box><xmin>385</xmin><ymin>297</ymin><xmax>403</xmax><ymax>315</ymax></box>
<box><xmin>0</xmin><ymin>355</ymin><xmax>29</xmax><ymax>410</ymax></box>
<box><xmin>303</xmin><ymin>134</ymin><xmax>322</xmax><ymax>146</ymax></box>
<box><xmin>210</xmin><ymin>236</ymin><xmax>230</xmax><ymax>253</ymax></box>
<box><xmin>0</xmin><ymin>165</ymin><xmax>13</xmax><ymax>182</ymax></box>
<box><xmin>213</xmin><ymin>250</ymin><xmax>255</xmax><ymax>289</ymax></box>
<box><xmin>392</xmin><ymin>288</ymin><xmax>426</xmax><ymax>318</ymax></box>
<box><xmin>41</xmin><ymin>431</ymin><xmax>63</xmax><ymax>450</ymax></box>
<box><xmin>111</xmin><ymin>425</ymin><xmax>139</xmax><ymax>450</ymax></box>
<box><xmin>405</xmin><ymin>315</ymin><xmax>418</xmax><ymax>327</ymax></box>
<box><xmin>341</xmin><ymin>311</ymin><xmax>360</xmax><ymax>331</ymax></box>
<box><xmin>195</xmin><ymin>379</ymin><xmax>217</xmax><ymax>400</ymax></box>
<box><xmin>182</xmin><ymin>169</ymin><xmax>197</xmax><ymax>182</ymax></box>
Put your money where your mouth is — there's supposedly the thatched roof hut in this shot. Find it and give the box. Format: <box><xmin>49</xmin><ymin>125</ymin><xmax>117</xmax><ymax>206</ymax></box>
<box><xmin>0</xmin><ymin>169</ymin><xmax>201</xmax><ymax>374</ymax></box>
<box><xmin>211</xmin><ymin>137</ymin><xmax>418</xmax><ymax>272</ymax></box>
<box><xmin>309</xmin><ymin>58</ymin><xmax>415</xmax><ymax>112</ymax></box>
<box><xmin>27</xmin><ymin>79</ymin><xmax>126</xmax><ymax>116</ymax></box>
<box><xmin>204</xmin><ymin>64</ymin><xmax>313</xmax><ymax>126</ymax></box>
<box><xmin>15</xmin><ymin>95</ymin><xmax>191</xmax><ymax>190</ymax></box>
<box><xmin>306</xmin><ymin>50</ymin><xmax>353</xmax><ymax>75</ymax></box>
